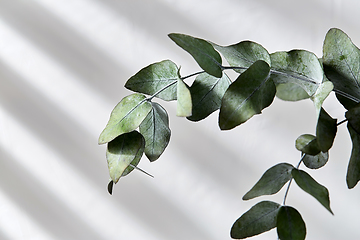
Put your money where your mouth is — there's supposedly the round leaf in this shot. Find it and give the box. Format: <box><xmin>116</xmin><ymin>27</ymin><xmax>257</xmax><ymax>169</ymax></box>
<box><xmin>106</xmin><ymin>131</ymin><xmax>145</xmax><ymax>183</ymax></box>
<box><xmin>125</xmin><ymin>60</ymin><xmax>179</xmax><ymax>101</ymax></box>
<box><xmin>277</xmin><ymin>206</ymin><xmax>306</xmax><ymax>240</ymax></box>
<box><xmin>295</xmin><ymin>134</ymin><xmax>321</xmax><ymax>156</ymax></box>
<box><xmin>303</xmin><ymin>152</ymin><xmax>329</xmax><ymax>169</ymax></box>
<box><xmin>98</xmin><ymin>93</ymin><xmax>152</xmax><ymax>144</ymax></box>
<box><xmin>231</xmin><ymin>201</ymin><xmax>281</xmax><ymax>239</ymax></box>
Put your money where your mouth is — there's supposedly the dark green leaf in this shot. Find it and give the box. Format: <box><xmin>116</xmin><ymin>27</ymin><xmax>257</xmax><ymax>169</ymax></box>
<box><xmin>243</xmin><ymin>163</ymin><xmax>294</xmax><ymax>200</ymax></box>
<box><xmin>187</xmin><ymin>72</ymin><xmax>231</xmax><ymax>121</ymax></box>
<box><xmin>295</xmin><ymin>134</ymin><xmax>321</xmax><ymax>156</ymax></box>
<box><xmin>345</xmin><ymin>102</ymin><xmax>360</xmax><ymax>134</ymax></box>
<box><xmin>346</xmin><ymin>123</ymin><xmax>360</xmax><ymax>188</ymax></box>
<box><xmin>168</xmin><ymin>33</ymin><xmax>223</xmax><ymax>78</ymax></box>
<box><xmin>106</xmin><ymin>131</ymin><xmax>145</xmax><ymax>183</ymax></box>
<box><xmin>303</xmin><ymin>152</ymin><xmax>329</xmax><ymax>169</ymax></box>
<box><xmin>219</xmin><ymin>60</ymin><xmax>275</xmax><ymax>130</ymax></box>
<box><xmin>139</xmin><ymin>102</ymin><xmax>171</xmax><ymax>162</ymax></box>
<box><xmin>270</xmin><ymin>50</ymin><xmax>324</xmax><ymax>101</ymax></box>
<box><xmin>124</xmin><ymin>60</ymin><xmax>178</xmax><ymax>101</ymax></box>
<box><xmin>277</xmin><ymin>206</ymin><xmax>306</xmax><ymax>240</ymax></box>
<box><xmin>99</xmin><ymin>93</ymin><xmax>152</xmax><ymax>144</ymax></box>
<box><xmin>231</xmin><ymin>201</ymin><xmax>281</xmax><ymax>239</ymax></box>
<box><xmin>213</xmin><ymin>40</ymin><xmax>271</xmax><ymax>73</ymax></box>
<box><xmin>323</xmin><ymin>28</ymin><xmax>360</xmax><ymax>109</ymax></box>
<box><xmin>177</xmin><ymin>78</ymin><xmax>192</xmax><ymax>117</ymax></box>
<box><xmin>316</xmin><ymin>108</ymin><xmax>337</xmax><ymax>152</ymax></box>
<box><xmin>291</xmin><ymin>169</ymin><xmax>333</xmax><ymax>214</ymax></box>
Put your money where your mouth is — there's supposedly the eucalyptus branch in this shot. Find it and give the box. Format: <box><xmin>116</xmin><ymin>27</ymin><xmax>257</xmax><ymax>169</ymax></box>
<box><xmin>337</xmin><ymin>119</ymin><xmax>348</xmax><ymax>126</ymax></box>
<box><xmin>283</xmin><ymin>155</ymin><xmax>305</xmax><ymax>205</ymax></box>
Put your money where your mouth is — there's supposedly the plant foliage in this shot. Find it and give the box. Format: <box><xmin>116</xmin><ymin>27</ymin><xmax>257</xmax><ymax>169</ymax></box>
<box><xmin>99</xmin><ymin>28</ymin><xmax>360</xmax><ymax>239</ymax></box>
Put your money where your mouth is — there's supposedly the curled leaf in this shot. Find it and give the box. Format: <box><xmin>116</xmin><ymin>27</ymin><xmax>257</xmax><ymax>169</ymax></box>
<box><xmin>295</xmin><ymin>134</ymin><xmax>321</xmax><ymax>156</ymax></box>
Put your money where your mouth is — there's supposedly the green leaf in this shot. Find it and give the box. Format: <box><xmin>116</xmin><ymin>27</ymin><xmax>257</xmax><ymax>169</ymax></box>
<box><xmin>323</xmin><ymin>28</ymin><xmax>360</xmax><ymax>109</ymax></box>
<box><xmin>231</xmin><ymin>201</ymin><xmax>281</xmax><ymax>239</ymax></box>
<box><xmin>270</xmin><ymin>50</ymin><xmax>324</xmax><ymax>101</ymax></box>
<box><xmin>177</xmin><ymin>78</ymin><xmax>192</xmax><ymax>117</ymax></box>
<box><xmin>310</xmin><ymin>81</ymin><xmax>334</xmax><ymax>118</ymax></box>
<box><xmin>99</xmin><ymin>93</ymin><xmax>152</xmax><ymax>144</ymax></box>
<box><xmin>291</xmin><ymin>169</ymin><xmax>333</xmax><ymax>214</ymax></box>
<box><xmin>139</xmin><ymin>102</ymin><xmax>171</xmax><ymax>162</ymax></box>
<box><xmin>124</xmin><ymin>60</ymin><xmax>179</xmax><ymax>101</ymax></box>
<box><xmin>243</xmin><ymin>163</ymin><xmax>294</xmax><ymax>200</ymax></box>
<box><xmin>106</xmin><ymin>131</ymin><xmax>145</xmax><ymax>183</ymax></box>
<box><xmin>219</xmin><ymin>60</ymin><xmax>275</xmax><ymax>130</ymax></box>
<box><xmin>316</xmin><ymin>108</ymin><xmax>337</xmax><ymax>152</ymax></box>
<box><xmin>168</xmin><ymin>33</ymin><xmax>223</xmax><ymax>78</ymax></box>
<box><xmin>295</xmin><ymin>134</ymin><xmax>321</xmax><ymax>156</ymax></box>
<box><xmin>187</xmin><ymin>72</ymin><xmax>231</xmax><ymax>121</ymax></box>
<box><xmin>212</xmin><ymin>40</ymin><xmax>271</xmax><ymax>73</ymax></box>
<box><xmin>303</xmin><ymin>152</ymin><xmax>329</xmax><ymax>169</ymax></box>
<box><xmin>276</xmin><ymin>206</ymin><xmax>306</xmax><ymax>240</ymax></box>
<box><xmin>345</xmin><ymin>102</ymin><xmax>360</xmax><ymax>134</ymax></box>
<box><xmin>346</xmin><ymin>123</ymin><xmax>360</xmax><ymax>189</ymax></box>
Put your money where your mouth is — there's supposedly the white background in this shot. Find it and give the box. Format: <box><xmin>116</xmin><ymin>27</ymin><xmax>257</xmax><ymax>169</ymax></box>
<box><xmin>0</xmin><ymin>0</ymin><xmax>359</xmax><ymax>239</ymax></box>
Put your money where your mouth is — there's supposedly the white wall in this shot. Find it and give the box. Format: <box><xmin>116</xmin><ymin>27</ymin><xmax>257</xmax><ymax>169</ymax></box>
<box><xmin>0</xmin><ymin>0</ymin><xmax>359</xmax><ymax>239</ymax></box>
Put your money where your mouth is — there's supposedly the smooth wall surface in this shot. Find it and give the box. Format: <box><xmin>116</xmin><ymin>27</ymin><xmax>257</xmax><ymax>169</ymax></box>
<box><xmin>0</xmin><ymin>0</ymin><xmax>359</xmax><ymax>239</ymax></box>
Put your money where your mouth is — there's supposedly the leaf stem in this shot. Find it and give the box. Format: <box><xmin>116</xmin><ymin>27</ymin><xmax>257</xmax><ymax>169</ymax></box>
<box><xmin>129</xmin><ymin>164</ymin><xmax>154</xmax><ymax>178</ymax></box>
<box><xmin>337</xmin><ymin>119</ymin><xmax>348</xmax><ymax>126</ymax></box>
<box><xmin>283</xmin><ymin>154</ymin><xmax>305</xmax><ymax>205</ymax></box>
<box><xmin>181</xmin><ymin>70</ymin><xmax>205</xmax><ymax>80</ymax></box>
<box><xmin>147</xmin><ymin>81</ymin><xmax>177</xmax><ymax>101</ymax></box>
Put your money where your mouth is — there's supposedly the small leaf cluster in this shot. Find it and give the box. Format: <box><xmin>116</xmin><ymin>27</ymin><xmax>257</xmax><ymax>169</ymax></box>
<box><xmin>99</xmin><ymin>28</ymin><xmax>360</xmax><ymax>239</ymax></box>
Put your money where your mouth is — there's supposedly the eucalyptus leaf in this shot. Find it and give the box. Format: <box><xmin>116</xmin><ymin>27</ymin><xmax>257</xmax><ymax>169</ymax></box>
<box><xmin>310</xmin><ymin>81</ymin><xmax>334</xmax><ymax>118</ymax></box>
<box><xmin>316</xmin><ymin>108</ymin><xmax>337</xmax><ymax>152</ymax></box>
<box><xmin>231</xmin><ymin>201</ymin><xmax>281</xmax><ymax>239</ymax></box>
<box><xmin>219</xmin><ymin>60</ymin><xmax>275</xmax><ymax>130</ymax></box>
<box><xmin>346</xmin><ymin>123</ymin><xmax>360</xmax><ymax>189</ymax></box>
<box><xmin>213</xmin><ymin>41</ymin><xmax>271</xmax><ymax>73</ymax></box>
<box><xmin>106</xmin><ymin>131</ymin><xmax>145</xmax><ymax>183</ymax></box>
<box><xmin>187</xmin><ymin>72</ymin><xmax>231</xmax><ymax>121</ymax></box>
<box><xmin>345</xmin><ymin>102</ymin><xmax>360</xmax><ymax>134</ymax></box>
<box><xmin>323</xmin><ymin>28</ymin><xmax>360</xmax><ymax>109</ymax></box>
<box><xmin>124</xmin><ymin>60</ymin><xmax>179</xmax><ymax>101</ymax></box>
<box><xmin>291</xmin><ymin>169</ymin><xmax>333</xmax><ymax>214</ymax></box>
<box><xmin>270</xmin><ymin>50</ymin><xmax>323</xmax><ymax>101</ymax></box>
<box><xmin>303</xmin><ymin>152</ymin><xmax>329</xmax><ymax>169</ymax></box>
<box><xmin>139</xmin><ymin>102</ymin><xmax>171</xmax><ymax>162</ymax></box>
<box><xmin>177</xmin><ymin>78</ymin><xmax>192</xmax><ymax>117</ymax></box>
<box><xmin>243</xmin><ymin>163</ymin><xmax>294</xmax><ymax>200</ymax></box>
<box><xmin>99</xmin><ymin>93</ymin><xmax>152</xmax><ymax>144</ymax></box>
<box><xmin>276</xmin><ymin>206</ymin><xmax>306</xmax><ymax>240</ymax></box>
<box><xmin>295</xmin><ymin>134</ymin><xmax>321</xmax><ymax>156</ymax></box>
<box><xmin>169</xmin><ymin>33</ymin><xmax>223</xmax><ymax>78</ymax></box>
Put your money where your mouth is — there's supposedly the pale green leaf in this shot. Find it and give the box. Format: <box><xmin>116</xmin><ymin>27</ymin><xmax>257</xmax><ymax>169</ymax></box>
<box><xmin>323</xmin><ymin>28</ymin><xmax>360</xmax><ymax>109</ymax></box>
<box><xmin>346</xmin><ymin>123</ymin><xmax>360</xmax><ymax>189</ymax></box>
<box><xmin>139</xmin><ymin>102</ymin><xmax>171</xmax><ymax>162</ymax></box>
<box><xmin>276</xmin><ymin>206</ymin><xmax>306</xmax><ymax>240</ymax></box>
<box><xmin>243</xmin><ymin>163</ymin><xmax>294</xmax><ymax>200</ymax></box>
<box><xmin>219</xmin><ymin>60</ymin><xmax>275</xmax><ymax>130</ymax></box>
<box><xmin>295</xmin><ymin>134</ymin><xmax>321</xmax><ymax>156</ymax></box>
<box><xmin>270</xmin><ymin>50</ymin><xmax>323</xmax><ymax>101</ymax></box>
<box><xmin>310</xmin><ymin>81</ymin><xmax>334</xmax><ymax>118</ymax></box>
<box><xmin>213</xmin><ymin>40</ymin><xmax>271</xmax><ymax>73</ymax></box>
<box><xmin>303</xmin><ymin>152</ymin><xmax>329</xmax><ymax>169</ymax></box>
<box><xmin>99</xmin><ymin>93</ymin><xmax>152</xmax><ymax>144</ymax></box>
<box><xmin>177</xmin><ymin>78</ymin><xmax>192</xmax><ymax>117</ymax></box>
<box><xmin>292</xmin><ymin>169</ymin><xmax>333</xmax><ymax>214</ymax></box>
<box><xmin>125</xmin><ymin>60</ymin><xmax>178</xmax><ymax>101</ymax></box>
<box><xmin>187</xmin><ymin>72</ymin><xmax>231</xmax><ymax>121</ymax></box>
<box><xmin>106</xmin><ymin>131</ymin><xmax>145</xmax><ymax>183</ymax></box>
<box><xmin>168</xmin><ymin>33</ymin><xmax>223</xmax><ymax>78</ymax></box>
<box><xmin>316</xmin><ymin>108</ymin><xmax>337</xmax><ymax>152</ymax></box>
<box><xmin>231</xmin><ymin>201</ymin><xmax>281</xmax><ymax>239</ymax></box>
